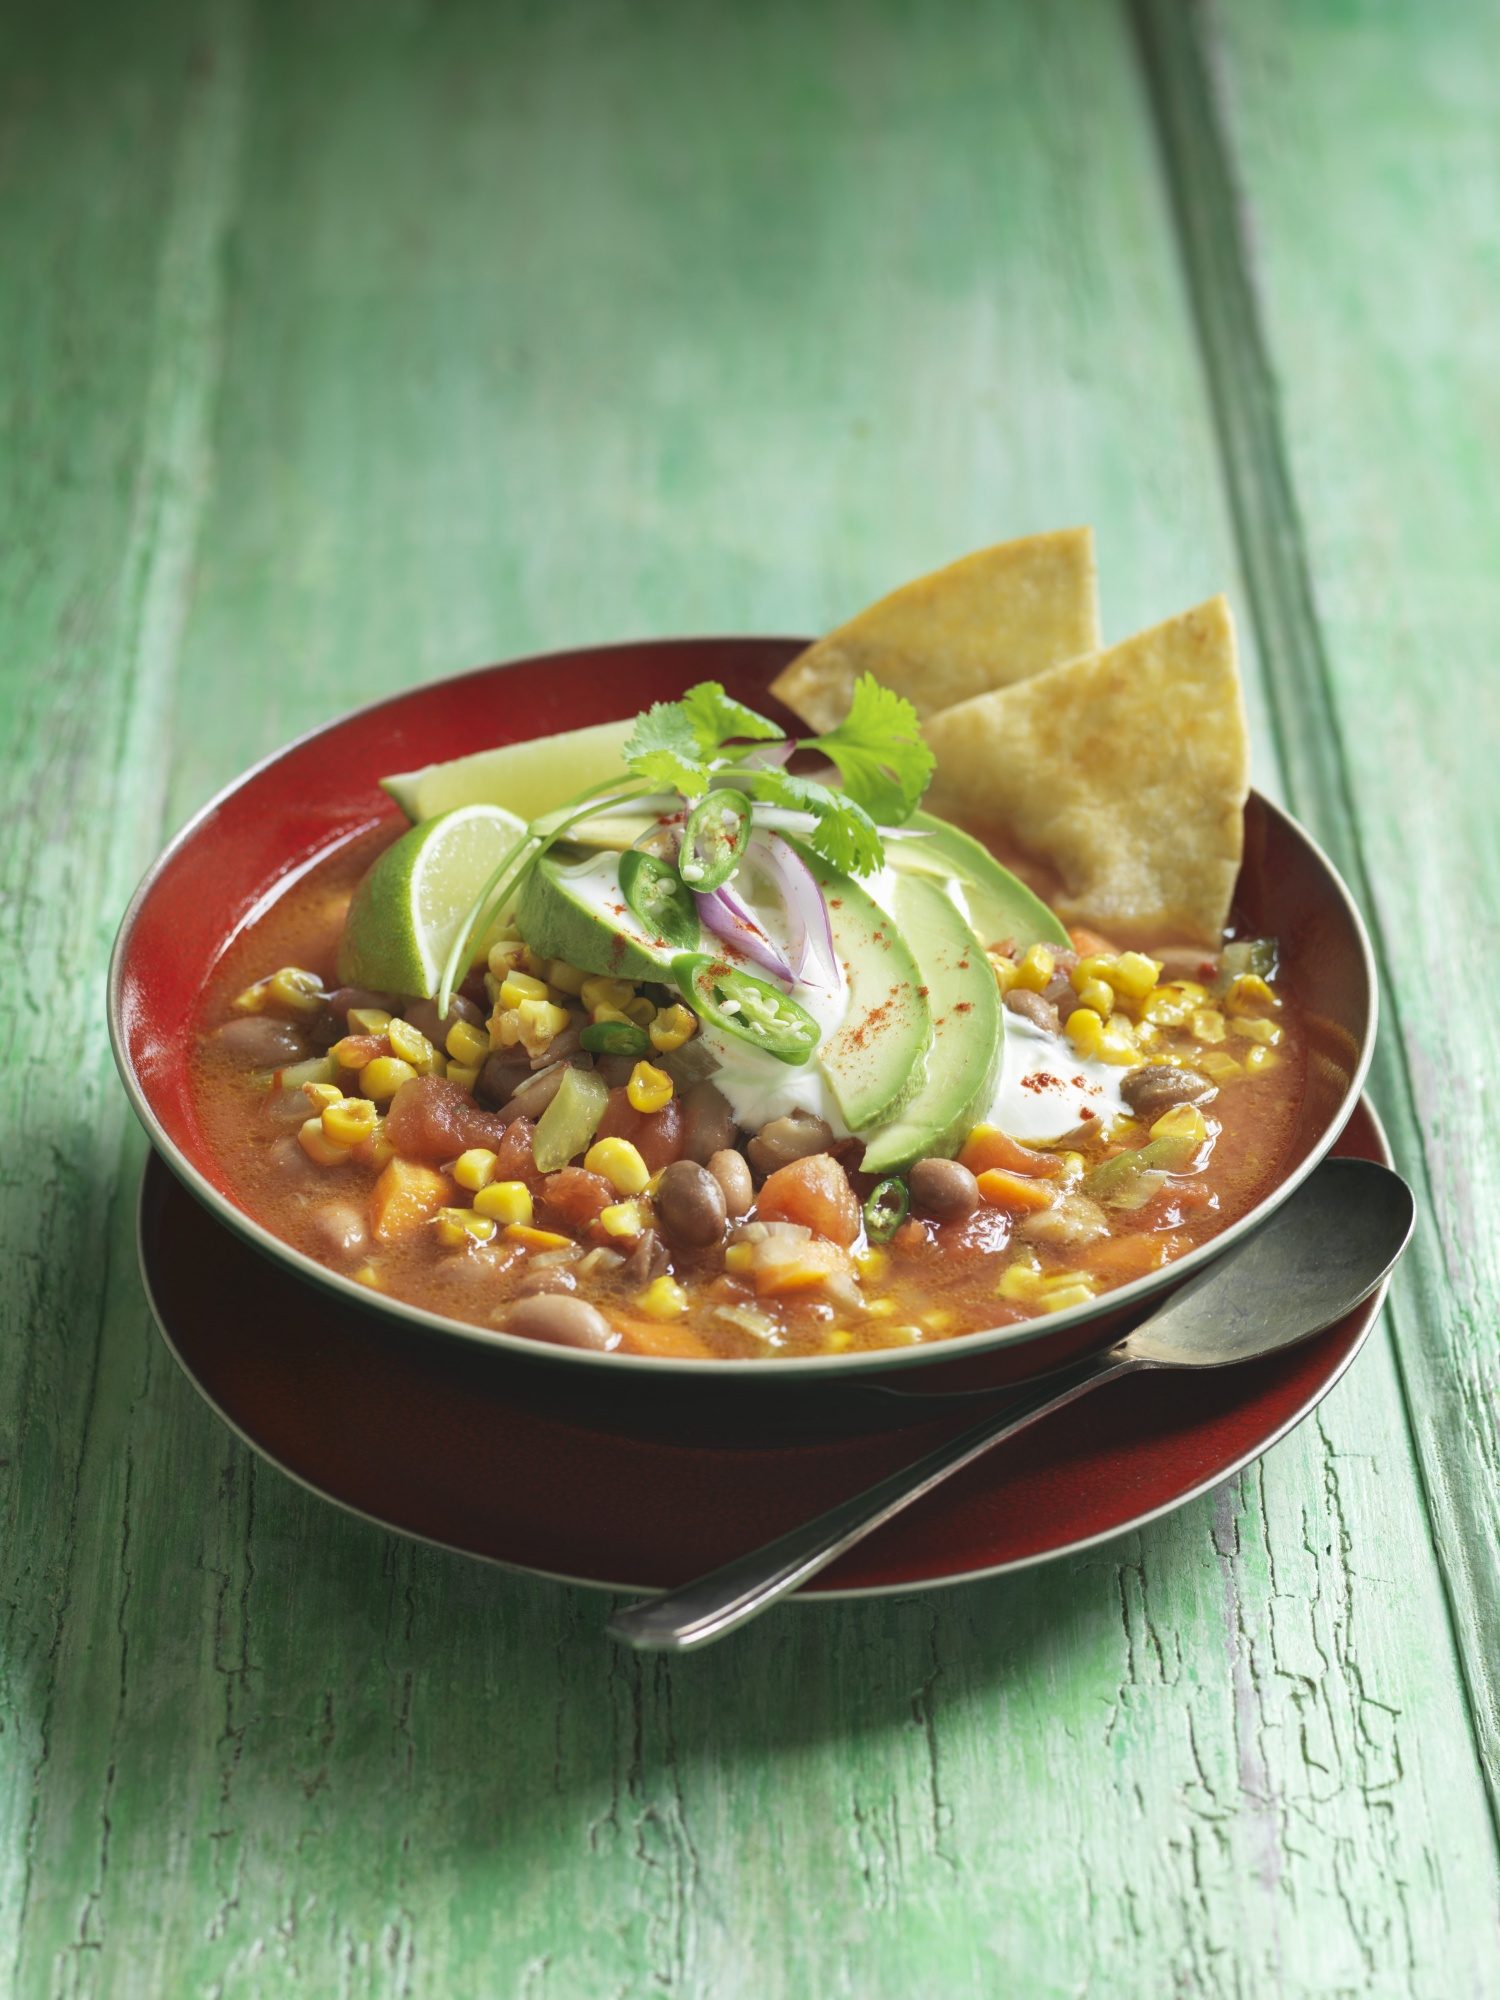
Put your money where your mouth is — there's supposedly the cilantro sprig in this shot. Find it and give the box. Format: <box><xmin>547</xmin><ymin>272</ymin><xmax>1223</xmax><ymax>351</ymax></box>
<box><xmin>438</xmin><ymin>675</ymin><xmax>933</xmax><ymax>1009</ymax></box>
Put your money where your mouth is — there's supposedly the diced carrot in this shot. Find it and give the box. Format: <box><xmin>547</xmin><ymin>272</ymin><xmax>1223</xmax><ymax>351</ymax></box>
<box><xmin>369</xmin><ymin>1158</ymin><xmax>454</xmax><ymax>1243</ymax></box>
<box><xmin>756</xmin><ymin>1154</ymin><xmax>861</xmax><ymax>1244</ymax></box>
<box><xmin>1082</xmin><ymin>1233</ymin><xmax>1176</xmax><ymax>1281</ymax></box>
<box><xmin>1067</xmin><ymin>925</ymin><xmax>1120</xmax><ymax>958</ymax></box>
<box><xmin>959</xmin><ymin>1125</ymin><xmax>1062</xmax><ymax>1178</ymax></box>
<box><xmin>975</xmin><ymin>1168</ymin><xmax>1057</xmax><ymax>1216</ymax></box>
<box><xmin>614</xmin><ymin>1314</ymin><xmax>718</xmax><ymax>1359</ymax></box>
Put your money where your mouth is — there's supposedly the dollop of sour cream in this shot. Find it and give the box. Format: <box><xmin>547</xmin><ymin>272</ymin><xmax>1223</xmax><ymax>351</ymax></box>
<box><xmin>984</xmin><ymin>1014</ymin><xmax>1127</xmax><ymax>1143</ymax></box>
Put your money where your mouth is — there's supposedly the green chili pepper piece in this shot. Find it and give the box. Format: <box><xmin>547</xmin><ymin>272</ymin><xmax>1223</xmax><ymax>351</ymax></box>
<box><xmin>579</xmin><ymin>1019</ymin><xmax>652</xmax><ymax>1058</ymax></box>
<box><xmin>618</xmin><ymin>848</ymin><xmax>700</xmax><ymax>950</ymax></box>
<box><xmin>862</xmin><ymin>1178</ymin><xmax>910</xmax><ymax>1243</ymax></box>
<box><xmin>680</xmin><ymin>788</ymin><xmax>752</xmax><ymax>892</ymax></box>
<box><xmin>672</xmin><ymin>952</ymin><xmax>820</xmax><ymax>1065</ymax></box>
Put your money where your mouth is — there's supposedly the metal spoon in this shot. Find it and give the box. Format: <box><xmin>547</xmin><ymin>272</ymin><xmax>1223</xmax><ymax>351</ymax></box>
<box><xmin>607</xmin><ymin>1157</ymin><xmax>1413</xmax><ymax>1651</ymax></box>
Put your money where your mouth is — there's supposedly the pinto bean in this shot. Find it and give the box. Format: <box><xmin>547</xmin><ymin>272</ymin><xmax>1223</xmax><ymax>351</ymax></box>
<box><xmin>1003</xmin><ymin>988</ymin><xmax>1060</xmax><ymax>1036</ymax></box>
<box><xmin>706</xmin><ymin>1148</ymin><xmax>754</xmax><ymax>1218</ymax></box>
<box><xmin>305</xmin><ymin>1201</ymin><xmax>370</xmax><ymax>1263</ymax></box>
<box><xmin>501</xmin><ymin>1293</ymin><xmax>619</xmax><ymax>1350</ymax></box>
<box><xmin>625</xmin><ymin>1229</ymin><xmax>670</xmax><ymax>1286</ymax></box>
<box><xmin>679</xmin><ymin>1081</ymin><xmax>736</xmax><ymax>1164</ymax></box>
<box><xmin>476</xmin><ymin>1051</ymin><xmax>530</xmax><ymax>1108</ymax></box>
<box><xmin>1016</xmin><ymin>1192</ymin><xmax>1110</xmax><ymax>1248</ymax></box>
<box><xmin>745</xmin><ymin>1111</ymin><xmax>834</xmax><ymax>1178</ymax></box>
<box><xmin>512</xmin><ymin>1265</ymin><xmax>578</xmax><ymax>1297</ymax></box>
<box><xmin>1121</xmin><ymin>1064</ymin><xmax>1219</xmax><ymax>1122</ymax></box>
<box><xmin>213</xmin><ymin>1016</ymin><xmax>308</xmax><ymax>1066</ymax></box>
<box><xmin>908</xmin><ymin>1156</ymin><xmax>980</xmax><ymax>1219</ymax></box>
<box><xmin>502</xmin><ymin>1060</ymin><xmax>575</xmax><ymax>1123</ymax></box>
<box><xmin>402</xmin><ymin>993</ymin><xmax>483</xmax><ymax>1046</ymax></box>
<box><xmin>655</xmin><ymin>1160</ymin><xmax>728</xmax><ymax>1248</ymax></box>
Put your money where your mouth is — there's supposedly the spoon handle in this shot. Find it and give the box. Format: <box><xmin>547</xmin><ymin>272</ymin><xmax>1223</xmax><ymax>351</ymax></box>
<box><xmin>606</xmin><ymin>1349</ymin><xmax>1134</xmax><ymax>1651</ymax></box>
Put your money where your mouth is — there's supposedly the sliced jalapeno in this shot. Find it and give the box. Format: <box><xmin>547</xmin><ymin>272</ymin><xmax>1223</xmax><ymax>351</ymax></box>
<box><xmin>679</xmin><ymin>788</ymin><xmax>752</xmax><ymax>892</ymax></box>
<box><xmin>862</xmin><ymin>1178</ymin><xmax>909</xmax><ymax>1243</ymax></box>
<box><xmin>579</xmin><ymin>1019</ymin><xmax>652</xmax><ymax>1058</ymax></box>
<box><xmin>618</xmin><ymin>848</ymin><xmax>700</xmax><ymax>950</ymax></box>
<box><xmin>672</xmin><ymin>953</ymin><xmax>820</xmax><ymax>1066</ymax></box>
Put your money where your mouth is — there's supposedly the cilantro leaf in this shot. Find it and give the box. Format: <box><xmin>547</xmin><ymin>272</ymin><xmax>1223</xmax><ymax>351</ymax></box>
<box><xmin>679</xmin><ymin>681</ymin><xmax>782</xmax><ymax>753</ymax></box>
<box><xmin>737</xmin><ymin>768</ymin><xmax>884</xmax><ymax>877</ymax></box>
<box><xmin>622</xmin><ymin>700</ymin><xmax>713</xmax><ymax>795</ymax></box>
<box><xmin>807</xmin><ymin>673</ymin><xmax>934</xmax><ymax>824</ymax></box>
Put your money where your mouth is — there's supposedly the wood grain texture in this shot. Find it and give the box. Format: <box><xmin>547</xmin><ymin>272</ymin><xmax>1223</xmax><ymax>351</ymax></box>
<box><xmin>1136</xmin><ymin>0</ymin><xmax>1500</xmax><ymax>1819</ymax></box>
<box><xmin>2</xmin><ymin>1</ymin><xmax>1497</xmax><ymax>1993</ymax></box>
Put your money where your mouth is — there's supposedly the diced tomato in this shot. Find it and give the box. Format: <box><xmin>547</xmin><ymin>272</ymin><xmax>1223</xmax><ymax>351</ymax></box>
<box><xmin>493</xmin><ymin>1114</ymin><xmax>546</xmax><ymax>1195</ymax></box>
<box><xmin>1067</xmin><ymin>925</ymin><xmax>1120</xmax><ymax>957</ymax></box>
<box><xmin>891</xmin><ymin>1217</ymin><xmax>934</xmax><ymax>1255</ymax></box>
<box><xmin>1083</xmin><ymin>1232</ymin><xmax>1176</xmax><ymax>1282</ymax></box>
<box><xmin>756</xmin><ymin>1153</ymin><xmax>861</xmax><ymax>1245</ymax></box>
<box><xmin>541</xmin><ymin>1167</ymin><xmax>614</xmax><ymax>1233</ymax></box>
<box><xmin>934</xmin><ymin>1206</ymin><xmax>1014</xmax><ymax>1258</ymax></box>
<box><xmin>385</xmin><ymin>1075</ymin><xmax>510</xmax><ymax>1163</ymax></box>
<box><xmin>594</xmin><ymin>1087</ymin><xmax>684</xmax><ymax>1173</ymax></box>
<box><xmin>959</xmin><ymin>1126</ymin><xmax>1061</xmax><ymax>1178</ymax></box>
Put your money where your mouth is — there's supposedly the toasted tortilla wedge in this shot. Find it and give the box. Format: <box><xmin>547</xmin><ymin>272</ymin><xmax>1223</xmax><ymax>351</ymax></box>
<box><xmin>922</xmin><ymin>597</ymin><xmax>1248</xmax><ymax>946</ymax></box>
<box><xmin>770</xmin><ymin>529</ymin><xmax>1100</xmax><ymax>732</ymax></box>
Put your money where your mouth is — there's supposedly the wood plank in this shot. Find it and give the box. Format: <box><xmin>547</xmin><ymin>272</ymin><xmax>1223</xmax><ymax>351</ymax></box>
<box><xmin>3</xmin><ymin>0</ymin><xmax>1496</xmax><ymax>1992</ymax></box>
<box><xmin>1136</xmin><ymin>0</ymin><xmax>1500</xmax><ymax>1822</ymax></box>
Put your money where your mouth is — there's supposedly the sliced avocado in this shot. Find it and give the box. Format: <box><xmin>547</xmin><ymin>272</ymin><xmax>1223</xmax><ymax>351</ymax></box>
<box><xmin>860</xmin><ymin>876</ymin><xmax>1000</xmax><ymax>1173</ymax></box>
<box><xmin>515</xmin><ymin>849</ymin><xmax>698</xmax><ymax>982</ymax></box>
<box><xmin>890</xmin><ymin>809</ymin><xmax>1068</xmax><ymax>951</ymax></box>
<box><xmin>785</xmin><ymin>840</ymin><xmax>932</xmax><ymax>1133</ymax></box>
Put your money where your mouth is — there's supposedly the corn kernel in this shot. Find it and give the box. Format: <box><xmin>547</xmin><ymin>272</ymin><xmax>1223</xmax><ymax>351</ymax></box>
<box><xmin>853</xmin><ymin>1244</ymin><xmax>889</xmax><ymax>1279</ymax></box>
<box><xmin>1141</xmin><ymin>988</ymin><xmax>1192</xmax><ymax>1028</ymax></box>
<box><xmin>1198</xmin><ymin>1050</ymin><xmax>1245</xmax><ymax>1082</ymax></box>
<box><xmin>303</xmin><ymin>1081</ymin><xmax>344</xmax><ymax>1112</ymax></box>
<box><xmin>998</xmin><ymin>1252</ymin><xmax>1044</xmax><ymax>1303</ymax></box>
<box><xmin>1230</xmin><ymin>1014</ymin><xmax>1282</xmax><ymax>1047</ymax></box>
<box><xmin>1190</xmin><ymin>1008</ymin><xmax>1227</xmax><ymax>1045</ymax></box>
<box><xmin>1110</xmin><ymin>952</ymin><xmax>1163</xmax><ymax>1001</ymax></box>
<box><xmin>503</xmin><ymin>1223</ymin><xmax>571</xmax><ymax>1250</ymax></box>
<box><xmin>1224</xmin><ymin>973</ymin><xmax>1281</xmax><ymax>1015</ymax></box>
<box><xmin>351</xmin><ymin>1117</ymin><xmax>395</xmax><ymax>1171</ymax></box>
<box><xmin>591</xmin><ymin>1003</ymin><xmax>634</xmax><ymax>1027</ymax></box>
<box><xmin>1133</xmin><ymin>1019</ymin><xmax>1160</xmax><ymax>1049</ymax></box>
<box><xmin>499</xmin><ymin>971</ymin><xmax>549</xmax><ymax>1009</ymax></box>
<box><xmin>1150</xmin><ymin>1103</ymin><xmax>1208</xmax><ymax>1146</ymax></box>
<box><xmin>599</xmin><ymin>1200</ymin><xmax>645</xmax><ymax>1237</ymax></box>
<box><xmin>1057</xmin><ymin>1151</ymin><xmax>1087</xmax><ymax>1183</ymax></box>
<box><xmin>626</xmin><ymin>1061</ymin><xmax>674</xmax><ymax>1114</ymax></box>
<box><xmin>864</xmin><ymin>1297</ymin><xmax>897</xmax><ymax>1318</ymax></box>
<box><xmin>330</xmin><ymin>1033</ymin><xmax>381</xmax><ymax>1070</ymax></box>
<box><xmin>883</xmin><ymin>1325</ymin><xmax>926</xmax><ymax>1345</ymax></box>
<box><xmin>487</xmin><ymin>939</ymin><xmax>525</xmax><ymax>978</ymax></box>
<box><xmin>1244</xmin><ymin>1044</ymin><xmax>1279</xmax><ymax>1074</ymax></box>
<box><xmin>298</xmin><ymin>1115</ymin><xmax>349</xmax><ymax>1167</ymax></box>
<box><xmin>1040</xmin><ymin>1268</ymin><xmax>1097</xmax><ymax>1296</ymax></box>
<box><xmin>490</xmin><ymin>1007</ymin><xmax>523</xmax><ymax>1048</ymax></box>
<box><xmin>1038</xmin><ymin>1282</ymin><xmax>1096</xmax><ymax>1315</ymax></box>
<box><xmin>267</xmin><ymin>967</ymin><xmax>326</xmax><ymax>1018</ymax></box>
<box><xmin>517</xmin><ymin>999</ymin><xmax>571</xmax><ymax>1056</ymax></box>
<box><xmin>649</xmin><ymin>1004</ymin><xmax>698</xmax><ymax>1053</ymax></box>
<box><xmin>321</xmin><ymin>1096</ymin><xmax>378</xmax><ymax>1147</ymax></box>
<box><xmin>1065</xmin><ymin>1007</ymin><xmax>1105</xmax><ymax>1057</ymax></box>
<box><xmin>446</xmin><ymin>1063</ymin><xmax>481</xmax><ymax>1093</ymax></box>
<box><xmin>352</xmin><ymin>1262</ymin><xmax>383</xmax><ymax>1290</ymax></box>
<box><xmin>921</xmin><ymin>1308</ymin><xmax>956</xmax><ymax>1334</ymax></box>
<box><xmin>347</xmin><ymin>1007</ymin><xmax>393</xmax><ymax>1035</ymax></box>
<box><xmin>453</xmin><ymin>1148</ymin><xmax>498</xmax><ymax>1192</ymax></box>
<box><xmin>581</xmin><ymin>975</ymin><xmax>635</xmax><ymax>1014</ymax></box>
<box><xmin>585</xmin><ymin>1137</ymin><xmax>651</xmax><ymax>1195</ymax></box>
<box><xmin>724</xmin><ymin>1242</ymin><xmax>756</xmax><ymax>1275</ymax></box>
<box><xmin>621</xmin><ymin>996</ymin><xmax>654</xmax><ymax>1028</ymax></box>
<box><xmin>474</xmin><ymin>1180</ymin><xmax>534</xmax><ymax>1225</ymax></box>
<box><xmin>1074</xmin><ymin>976</ymin><xmax>1115</xmax><ymax>1017</ymax></box>
<box><xmin>824</xmin><ymin>1328</ymin><xmax>854</xmax><ymax>1353</ymax></box>
<box><xmin>987</xmin><ymin>952</ymin><xmax>1019</xmax><ymax>995</ymax></box>
<box><xmin>232</xmin><ymin>979</ymin><xmax>270</xmax><ymax>1014</ymax></box>
<box><xmin>638</xmin><ymin>1275</ymin><xmax>688</xmax><ymax>1320</ymax></box>
<box><xmin>547</xmin><ymin>960</ymin><xmax>588</xmax><ymax>997</ymax></box>
<box><xmin>446</xmin><ymin>1020</ymin><xmax>490</xmax><ymax>1068</ymax></box>
<box><xmin>435</xmin><ymin>1207</ymin><xmax>497</xmax><ymax>1248</ymax></box>
<box><xmin>519</xmin><ymin>945</ymin><xmax>551</xmax><ymax>980</ymax></box>
<box><xmin>389</xmin><ymin>1017</ymin><xmax>440</xmax><ymax>1072</ymax></box>
<box><xmin>1014</xmin><ymin>944</ymin><xmax>1056</xmax><ymax>992</ymax></box>
<box><xmin>360</xmin><ymin>1055</ymin><xmax>418</xmax><ymax>1101</ymax></box>
<box><xmin>1073</xmin><ymin>953</ymin><xmax>1116</xmax><ymax>987</ymax></box>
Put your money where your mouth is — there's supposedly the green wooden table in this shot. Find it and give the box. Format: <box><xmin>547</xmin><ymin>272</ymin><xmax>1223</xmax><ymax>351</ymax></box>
<box><xmin>4</xmin><ymin>1</ymin><xmax>1498</xmax><ymax>1991</ymax></box>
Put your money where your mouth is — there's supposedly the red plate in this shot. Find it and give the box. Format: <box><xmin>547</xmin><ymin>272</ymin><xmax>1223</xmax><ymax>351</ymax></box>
<box><xmin>138</xmin><ymin>1096</ymin><xmax>1391</xmax><ymax>1596</ymax></box>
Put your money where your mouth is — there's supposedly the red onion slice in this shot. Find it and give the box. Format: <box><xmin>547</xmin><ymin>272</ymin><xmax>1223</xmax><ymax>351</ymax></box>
<box><xmin>756</xmin><ymin>832</ymin><xmax>843</xmax><ymax>995</ymax></box>
<box><xmin>693</xmin><ymin>882</ymin><xmax>797</xmax><ymax>986</ymax></box>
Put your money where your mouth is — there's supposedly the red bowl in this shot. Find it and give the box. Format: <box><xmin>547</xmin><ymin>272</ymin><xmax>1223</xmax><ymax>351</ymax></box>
<box><xmin>110</xmin><ymin>639</ymin><xmax>1377</xmax><ymax>1385</ymax></box>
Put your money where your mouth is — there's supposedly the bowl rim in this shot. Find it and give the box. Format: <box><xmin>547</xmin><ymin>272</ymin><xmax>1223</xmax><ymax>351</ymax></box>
<box><xmin>109</xmin><ymin>638</ymin><xmax>1379</xmax><ymax>1381</ymax></box>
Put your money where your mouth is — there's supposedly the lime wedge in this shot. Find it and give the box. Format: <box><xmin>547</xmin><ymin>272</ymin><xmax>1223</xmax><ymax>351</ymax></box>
<box><xmin>383</xmin><ymin>719</ymin><xmax>634</xmax><ymax>824</ymax></box>
<box><xmin>338</xmin><ymin>804</ymin><xmax>527</xmax><ymax>999</ymax></box>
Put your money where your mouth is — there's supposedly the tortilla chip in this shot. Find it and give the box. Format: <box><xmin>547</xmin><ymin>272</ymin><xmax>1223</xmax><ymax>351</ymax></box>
<box><xmin>770</xmin><ymin>529</ymin><xmax>1100</xmax><ymax>731</ymax></box>
<box><xmin>922</xmin><ymin>597</ymin><xmax>1248</xmax><ymax>946</ymax></box>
